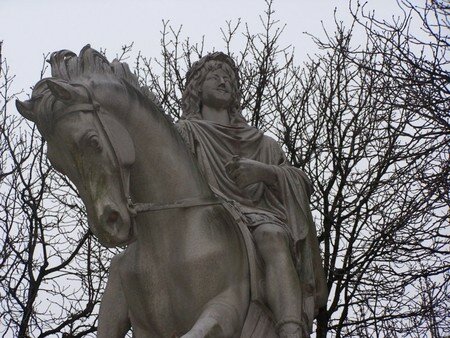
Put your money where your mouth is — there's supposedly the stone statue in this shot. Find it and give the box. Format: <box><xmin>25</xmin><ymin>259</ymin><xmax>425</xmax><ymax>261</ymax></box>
<box><xmin>15</xmin><ymin>46</ymin><xmax>327</xmax><ymax>337</ymax></box>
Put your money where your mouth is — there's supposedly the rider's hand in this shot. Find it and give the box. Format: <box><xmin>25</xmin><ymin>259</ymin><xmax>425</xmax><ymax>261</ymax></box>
<box><xmin>225</xmin><ymin>156</ymin><xmax>277</xmax><ymax>189</ymax></box>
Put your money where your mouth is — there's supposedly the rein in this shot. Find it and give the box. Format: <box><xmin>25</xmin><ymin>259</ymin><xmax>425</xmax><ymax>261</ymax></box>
<box><xmin>133</xmin><ymin>196</ymin><xmax>223</xmax><ymax>213</ymax></box>
<box><xmin>54</xmin><ymin>96</ymin><xmax>223</xmax><ymax>216</ymax></box>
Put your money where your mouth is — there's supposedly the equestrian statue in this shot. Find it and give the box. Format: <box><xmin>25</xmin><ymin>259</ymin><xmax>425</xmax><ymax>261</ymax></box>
<box><xmin>16</xmin><ymin>46</ymin><xmax>327</xmax><ymax>338</ymax></box>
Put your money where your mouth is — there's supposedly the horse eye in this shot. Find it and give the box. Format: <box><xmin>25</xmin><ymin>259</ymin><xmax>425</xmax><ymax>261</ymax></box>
<box><xmin>86</xmin><ymin>134</ymin><xmax>102</xmax><ymax>152</ymax></box>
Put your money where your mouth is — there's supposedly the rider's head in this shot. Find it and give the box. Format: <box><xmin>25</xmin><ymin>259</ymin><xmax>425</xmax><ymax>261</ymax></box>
<box><xmin>181</xmin><ymin>52</ymin><xmax>246</xmax><ymax>124</ymax></box>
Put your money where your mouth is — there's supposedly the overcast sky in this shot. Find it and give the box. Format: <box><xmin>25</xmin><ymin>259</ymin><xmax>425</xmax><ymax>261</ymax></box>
<box><xmin>1</xmin><ymin>0</ymin><xmax>402</xmax><ymax>100</ymax></box>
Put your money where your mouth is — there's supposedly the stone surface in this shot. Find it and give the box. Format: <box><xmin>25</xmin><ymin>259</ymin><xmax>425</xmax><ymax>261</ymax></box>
<box><xmin>16</xmin><ymin>46</ymin><xmax>327</xmax><ymax>337</ymax></box>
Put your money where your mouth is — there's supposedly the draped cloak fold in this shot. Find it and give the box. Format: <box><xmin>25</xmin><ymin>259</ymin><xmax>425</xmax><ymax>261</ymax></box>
<box><xmin>176</xmin><ymin>119</ymin><xmax>327</xmax><ymax>321</ymax></box>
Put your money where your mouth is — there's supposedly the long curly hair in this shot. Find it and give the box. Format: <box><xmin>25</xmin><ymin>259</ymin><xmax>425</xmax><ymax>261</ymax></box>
<box><xmin>181</xmin><ymin>52</ymin><xmax>246</xmax><ymax>124</ymax></box>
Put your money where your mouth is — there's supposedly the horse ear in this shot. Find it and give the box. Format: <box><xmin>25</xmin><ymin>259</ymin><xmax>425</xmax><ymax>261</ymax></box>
<box><xmin>15</xmin><ymin>99</ymin><xmax>35</xmax><ymax>122</ymax></box>
<box><xmin>46</xmin><ymin>79</ymin><xmax>74</xmax><ymax>102</ymax></box>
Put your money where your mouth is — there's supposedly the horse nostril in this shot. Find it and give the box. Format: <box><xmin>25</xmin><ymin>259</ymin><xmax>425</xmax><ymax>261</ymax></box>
<box><xmin>107</xmin><ymin>210</ymin><xmax>120</xmax><ymax>225</ymax></box>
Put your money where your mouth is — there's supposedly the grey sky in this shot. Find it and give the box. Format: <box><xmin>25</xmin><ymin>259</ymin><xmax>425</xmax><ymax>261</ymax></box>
<box><xmin>1</xmin><ymin>0</ymin><xmax>401</xmax><ymax>100</ymax></box>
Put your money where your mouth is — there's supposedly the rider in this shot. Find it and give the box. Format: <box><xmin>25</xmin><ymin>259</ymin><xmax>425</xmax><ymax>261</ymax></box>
<box><xmin>176</xmin><ymin>52</ymin><xmax>327</xmax><ymax>338</ymax></box>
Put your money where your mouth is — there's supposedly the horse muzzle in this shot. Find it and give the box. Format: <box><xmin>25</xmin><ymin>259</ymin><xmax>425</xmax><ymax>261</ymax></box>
<box><xmin>91</xmin><ymin>203</ymin><xmax>134</xmax><ymax>247</ymax></box>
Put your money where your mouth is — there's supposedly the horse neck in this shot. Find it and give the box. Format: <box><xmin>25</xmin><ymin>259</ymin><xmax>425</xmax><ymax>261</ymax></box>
<box><xmin>116</xmin><ymin>94</ymin><xmax>212</xmax><ymax>205</ymax></box>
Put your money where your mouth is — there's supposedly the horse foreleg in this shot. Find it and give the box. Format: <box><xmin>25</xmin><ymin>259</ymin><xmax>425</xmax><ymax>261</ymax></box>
<box><xmin>181</xmin><ymin>284</ymin><xmax>249</xmax><ymax>338</ymax></box>
<box><xmin>98</xmin><ymin>255</ymin><xmax>131</xmax><ymax>338</ymax></box>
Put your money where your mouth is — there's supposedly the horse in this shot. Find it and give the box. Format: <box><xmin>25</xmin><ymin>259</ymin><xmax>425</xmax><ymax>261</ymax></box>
<box><xmin>16</xmin><ymin>46</ymin><xmax>277</xmax><ymax>337</ymax></box>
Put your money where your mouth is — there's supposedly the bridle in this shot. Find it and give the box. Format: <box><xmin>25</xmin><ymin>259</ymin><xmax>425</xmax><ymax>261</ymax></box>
<box><xmin>51</xmin><ymin>85</ymin><xmax>223</xmax><ymax>220</ymax></box>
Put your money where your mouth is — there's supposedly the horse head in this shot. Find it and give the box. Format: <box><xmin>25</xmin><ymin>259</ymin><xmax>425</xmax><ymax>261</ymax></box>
<box><xmin>16</xmin><ymin>48</ymin><xmax>138</xmax><ymax>247</ymax></box>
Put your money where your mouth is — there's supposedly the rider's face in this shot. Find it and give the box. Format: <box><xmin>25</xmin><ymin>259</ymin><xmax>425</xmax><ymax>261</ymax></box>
<box><xmin>200</xmin><ymin>68</ymin><xmax>233</xmax><ymax>110</ymax></box>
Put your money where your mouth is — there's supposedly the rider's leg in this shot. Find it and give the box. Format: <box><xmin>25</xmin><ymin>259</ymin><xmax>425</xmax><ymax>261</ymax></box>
<box><xmin>252</xmin><ymin>223</ymin><xmax>307</xmax><ymax>338</ymax></box>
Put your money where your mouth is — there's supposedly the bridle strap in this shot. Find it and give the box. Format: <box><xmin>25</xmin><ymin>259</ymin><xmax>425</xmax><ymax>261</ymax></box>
<box><xmin>133</xmin><ymin>196</ymin><xmax>224</xmax><ymax>213</ymax></box>
<box><xmin>55</xmin><ymin>92</ymin><xmax>222</xmax><ymax>217</ymax></box>
<box><xmin>54</xmin><ymin>103</ymin><xmax>98</xmax><ymax>121</ymax></box>
<box><xmin>93</xmin><ymin>109</ymin><xmax>224</xmax><ymax>215</ymax></box>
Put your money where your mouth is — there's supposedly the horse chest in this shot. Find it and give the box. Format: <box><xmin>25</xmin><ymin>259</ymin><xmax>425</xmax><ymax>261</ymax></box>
<box><xmin>118</xmin><ymin>247</ymin><xmax>184</xmax><ymax>333</ymax></box>
<box><xmin>121</xmin><ymin>247</ymin><xmax>173</xmax><ymax>300</ymax></box>
<box><xmin>114</xmin><ymin>209</ymin><xmax>247</xmax><ymax>335</ymax></box>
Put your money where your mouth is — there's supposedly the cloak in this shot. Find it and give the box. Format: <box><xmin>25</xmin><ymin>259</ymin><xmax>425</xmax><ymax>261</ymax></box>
<box><xmin>176</xmin><ymin>119</ymin><xmax>328</xmax><ymax>320</ymax></box>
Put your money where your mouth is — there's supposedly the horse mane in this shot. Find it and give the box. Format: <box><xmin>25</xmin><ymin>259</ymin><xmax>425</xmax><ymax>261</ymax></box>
<box><xmin>30</xmin><ymin>45</ymin><xmax>168</xmax><ymax>136</ymax></box>
<box><xmin>50</xmin><ymin>45</ymin><xmax>161</xmax><ymax>108</ymax></box>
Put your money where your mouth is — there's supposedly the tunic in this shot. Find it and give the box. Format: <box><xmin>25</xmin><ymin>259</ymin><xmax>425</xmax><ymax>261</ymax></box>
<box><xmin>176</xmin><ymin>119</ymin><xmax>328</xmax><ymax>320</ymax></box>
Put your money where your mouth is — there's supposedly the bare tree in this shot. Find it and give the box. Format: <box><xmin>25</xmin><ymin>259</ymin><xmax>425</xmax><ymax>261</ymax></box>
<box><xmin>1</xmin><ymin>0</ymin><xmax>448</xmax><ymax>336</ymax></box>
<box><xmin>288</xmin><ymin>18</ymin><xmax>448</xmax><ymax>337</ymax></box>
